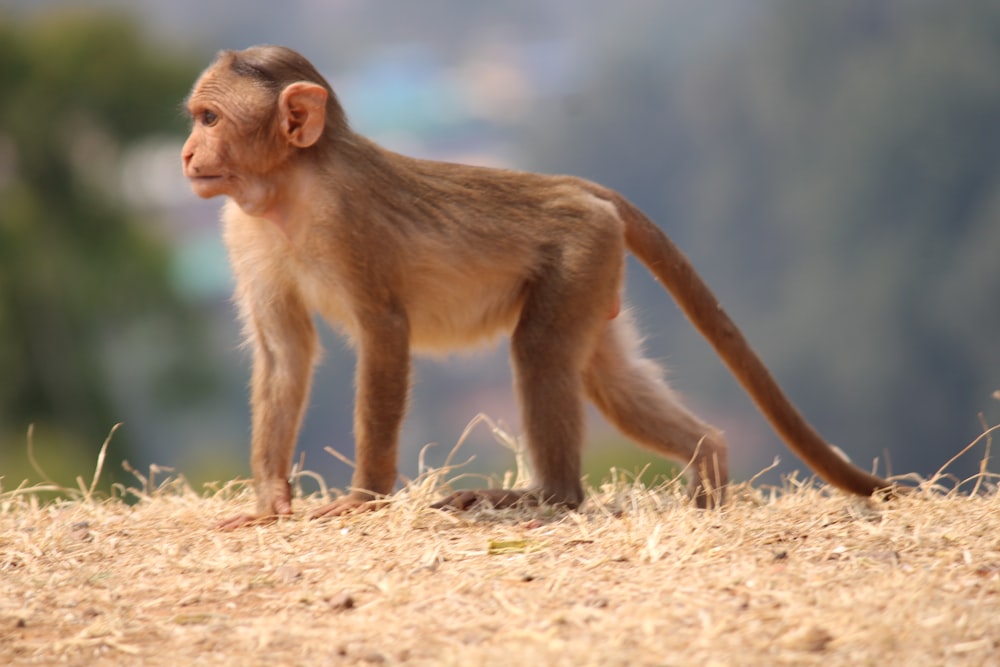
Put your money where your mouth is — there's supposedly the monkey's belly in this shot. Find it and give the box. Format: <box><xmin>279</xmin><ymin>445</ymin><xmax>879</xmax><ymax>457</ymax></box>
<box><xmin>406</xmin><ymin>278</ymin><xmax>524</xmax><ymax>352</ymax></box>
<box><xmin>298</xmin><ymin>261</ymin><xmax>523</xmax><ymax>352</ymax></box>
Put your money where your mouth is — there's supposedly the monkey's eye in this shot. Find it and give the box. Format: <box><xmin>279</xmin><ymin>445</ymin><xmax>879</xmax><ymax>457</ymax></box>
<box><xmin>200</xmin><ymin>110</ymin><xmax>219</xmax><ymax>127</ymax></box>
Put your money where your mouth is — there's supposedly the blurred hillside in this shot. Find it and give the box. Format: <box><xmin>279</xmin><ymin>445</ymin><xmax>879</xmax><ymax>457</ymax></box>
<box><xmin>1</xmin><ymin>1</ymin><xmax>997</xmax><ymax>492</ymax></box>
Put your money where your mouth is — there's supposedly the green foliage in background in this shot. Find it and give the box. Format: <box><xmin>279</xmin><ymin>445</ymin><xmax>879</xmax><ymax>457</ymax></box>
<box><xmin>0</xmin><ymin>13</ymin><xmax>209</xmax><ymax>485</ymax></box>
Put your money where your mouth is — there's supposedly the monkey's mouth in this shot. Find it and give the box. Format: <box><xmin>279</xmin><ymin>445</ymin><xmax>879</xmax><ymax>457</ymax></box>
<box><xmin>187</xmin><ymin>175</ymin><xmax>228</xmax><ymax>198</ymax></box>
<box><xmin>188</xmin><ymin>175</ymin><xmax>227</xmax><ymax>190</ymax></box>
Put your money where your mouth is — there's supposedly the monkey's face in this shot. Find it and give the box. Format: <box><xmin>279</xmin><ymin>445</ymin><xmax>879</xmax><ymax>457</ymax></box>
<box><xmin>181</xmin><ymin>68</ymin><xmax>285</xmax><ymax>213</ymax></box>
<box><xmin>181</xmin><ymin>109</ymin><xmax>231</xmax><ymax>200</ymax></box>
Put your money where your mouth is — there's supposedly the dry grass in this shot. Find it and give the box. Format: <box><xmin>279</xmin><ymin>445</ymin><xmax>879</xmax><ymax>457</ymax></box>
<box><xmin>2</xmin><ymin>424</ymin><xmax>1000</xmax><ymax>666</ymax></box>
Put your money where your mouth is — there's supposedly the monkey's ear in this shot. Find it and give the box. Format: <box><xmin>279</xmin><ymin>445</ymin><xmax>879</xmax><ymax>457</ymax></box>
<box><xmin>278</xmin><ymin>82</ymin><xmax>328</xmax><ymax>148</ymax></box>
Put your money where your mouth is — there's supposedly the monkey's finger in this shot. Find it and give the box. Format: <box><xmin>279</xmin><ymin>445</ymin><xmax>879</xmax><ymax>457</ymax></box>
<box><xmin>430</xmin><ymin>491</ymin><xmax>479</xmax><ymax>511</ymax></box>
<box><xmin>430</xmin><ymin>489</ymin><xmax>527</xmax><ymax>511</ymax></box>
<box><xmin>308</xmin><ymin>497</ymin><xmax>385</xmax><ymax>521</ymax></box>
<box><xmin>214</xmin><ymin>513</ymin><xmax>279</xmax><ymax>531</ymax></box>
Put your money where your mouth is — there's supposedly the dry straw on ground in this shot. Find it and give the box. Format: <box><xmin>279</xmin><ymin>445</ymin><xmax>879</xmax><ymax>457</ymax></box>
<box><xmin>2</xmin><ymin>422</ymin><xmax>1000</xmax><ymax>666</ymax></box>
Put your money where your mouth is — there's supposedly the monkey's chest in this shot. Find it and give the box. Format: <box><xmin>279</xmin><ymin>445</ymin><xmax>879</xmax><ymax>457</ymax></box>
<box><xmin>297</xmin><ymin>267</ymin><xmax>360</xmax><ymax>338</ymax></box>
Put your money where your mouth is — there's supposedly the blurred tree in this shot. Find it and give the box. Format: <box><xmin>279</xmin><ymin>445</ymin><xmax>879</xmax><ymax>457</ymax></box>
<box><xmin>0</xmin><ymin>13</ymin><xmax>211</xmax><ymax>485</ymax></box>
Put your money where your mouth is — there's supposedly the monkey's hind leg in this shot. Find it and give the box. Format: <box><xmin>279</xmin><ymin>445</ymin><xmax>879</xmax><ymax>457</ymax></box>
<box><xmin>430</xmin><ymin>305</ymin><xmax>591</xmax><ymax>512</ymax></box>
<box><xmin>583</xmin><ymin>312</ymin><xmax>730</xmax><ymax>508</ymax></box>
<box><xmin>433</xmin><ymin>249</ymin><xmax>626</xmax><ymax>512</ymax></box>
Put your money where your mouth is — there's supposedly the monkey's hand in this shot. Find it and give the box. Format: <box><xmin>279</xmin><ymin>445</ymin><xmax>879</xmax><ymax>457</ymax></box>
<box><xmin>215</xmin><ymin>478</ymin><xmax>293</xmax><ymax>530</ymax></box>
<box><xmin>430</xmin><ymin>489</ymin><xmax>530</xmax><ymax>511</ymax></box>
<box><xmin>308</xmin><ymin>492</ymin><xmax>387</xmax><ymax>520</ymax></box>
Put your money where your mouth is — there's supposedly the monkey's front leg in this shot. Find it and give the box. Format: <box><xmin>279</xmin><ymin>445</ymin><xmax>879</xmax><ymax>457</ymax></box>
<box><xmin>217</xmin><ymin>301</ymin><xmax>318</xmax><ymax>530</ymax></box>
<box><xmin>309</xmin><ymin>310</ymin><xmax>411</xmax><ymax>519</ymax></box>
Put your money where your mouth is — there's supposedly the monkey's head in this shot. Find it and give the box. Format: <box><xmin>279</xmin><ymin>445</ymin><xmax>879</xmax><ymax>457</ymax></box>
<box><xmin>181</xmin><ymin>45</ymin><xmax>348</xmax><ymax>215</ymax></box>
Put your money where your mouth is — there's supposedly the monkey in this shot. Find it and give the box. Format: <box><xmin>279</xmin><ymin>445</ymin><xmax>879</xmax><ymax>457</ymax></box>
<box><xmin>180</xmin><ymin>45</ymin><xmax>893</xmax><ymax>529</ymax></box>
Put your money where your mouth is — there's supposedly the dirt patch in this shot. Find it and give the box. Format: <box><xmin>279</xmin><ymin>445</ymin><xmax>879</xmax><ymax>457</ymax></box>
<box><xmin>2</xmin><ymin>452</ymin><xmax>999</xmax><ymax>665</ymax></box>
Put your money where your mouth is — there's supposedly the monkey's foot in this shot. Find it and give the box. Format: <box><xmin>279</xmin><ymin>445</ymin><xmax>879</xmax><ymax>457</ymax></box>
<box><xmin>308</xmin><ymin>495</ymin><xmax>387</xmax><ymax>520</ymax></box>
<box><xmin>686</xmin><ymin>465</ymin><xmax>728</xmax><ymax>509</ymax></box>
<box><xmin>430</xmin><ymin>489</ymin><xmax>531</xmax><ymax>511</ymax></box>
<box><xmin>215</xmin><ymin>480</ymin><xmax>294</xmax><ymax>529</ymax></box>
<box><xmin>687</xmin><ymin>482</ymin><xmax>728</xmax><ymax>510</ymax></box>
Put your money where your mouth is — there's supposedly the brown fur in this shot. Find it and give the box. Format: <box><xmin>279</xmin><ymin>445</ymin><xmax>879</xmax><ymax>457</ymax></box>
<box><xmin>181</xmin><ymin>45</ymin><xmax>892</xmax><ymax>529</ymax></box>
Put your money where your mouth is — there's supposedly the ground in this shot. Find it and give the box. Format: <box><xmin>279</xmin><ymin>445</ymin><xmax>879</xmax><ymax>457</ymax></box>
<box><xmin>2</xmin><ymin>461</ymin><xmax>999</xmax><ymax>666</ymax></box>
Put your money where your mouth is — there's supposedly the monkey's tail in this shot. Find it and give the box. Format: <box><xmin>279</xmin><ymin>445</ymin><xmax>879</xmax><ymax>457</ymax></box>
<box><xmin>598</xmin><ymin>186</ymin><xmax>893</xmax><ymax>497</ymax></box>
